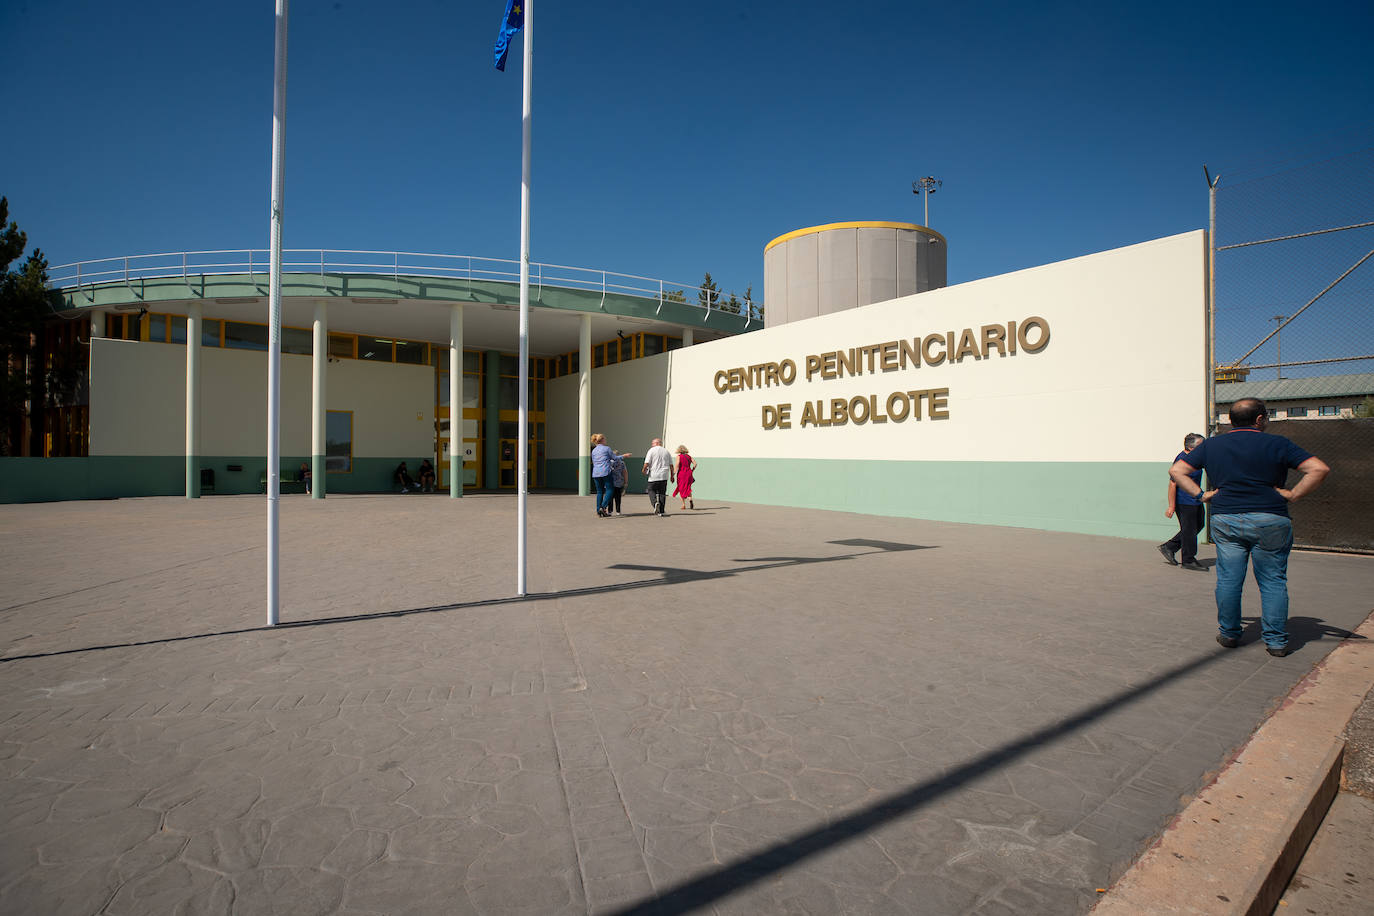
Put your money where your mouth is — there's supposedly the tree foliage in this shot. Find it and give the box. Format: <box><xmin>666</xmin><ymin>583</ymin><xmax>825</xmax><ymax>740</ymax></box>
<box><xmin>0</xmin><ymin>197</ymin><xmax>57</xmax><ymax>455</ymax></box>
<box><xmin>697</xmin><ymin>272</ymin><xmax>719</xmax><ymax>311</ymax></box>
<box><xmin>744</xmin><ymin>285</ymin><xmax>763</xmax><ymax>322</ymax></box>
<box><xmin>1355</xmin><ymin>395</ymin><xmax>1374</xmax><ymax>419</ymax></box>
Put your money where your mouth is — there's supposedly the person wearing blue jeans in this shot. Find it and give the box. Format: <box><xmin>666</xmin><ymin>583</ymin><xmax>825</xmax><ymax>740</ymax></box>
<box><xmin>1170</xmin><ymin>398</ymin><xmax>1329</xmax><ymax>657</ymax></box>
<box><xmin>589</xmin><ymin>434</ymin><xmax>630</xmax><ymax>518</ymax></box>
<box><xmin>590</xmin><ymin>434</ymin><xmax>614</xmax><ymax>517</ymax></box>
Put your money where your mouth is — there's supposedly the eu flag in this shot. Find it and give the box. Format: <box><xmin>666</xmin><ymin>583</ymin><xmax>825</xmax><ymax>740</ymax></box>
<box><xmin>493</xmin><ymin>0</ymin><xmax>524</xmax><ymax>71</ymax></box>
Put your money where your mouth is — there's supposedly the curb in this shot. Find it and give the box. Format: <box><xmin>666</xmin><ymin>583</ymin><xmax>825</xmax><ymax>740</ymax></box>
<box><xmin>1092</xmin><ymin>611</ymin><xmax>1374</xmax><ymax>916</ymax></box>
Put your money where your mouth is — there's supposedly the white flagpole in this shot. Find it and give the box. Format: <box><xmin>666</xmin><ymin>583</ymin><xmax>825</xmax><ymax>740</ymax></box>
<box><xmin>267</xmin><ymin>0</ymin><xmax>289</xmax><ymax>626</ymax></box>
<box><xmin>516</xmin><ymin>0</ymin><xmax>533</xmax><ymax>597</ymax></box>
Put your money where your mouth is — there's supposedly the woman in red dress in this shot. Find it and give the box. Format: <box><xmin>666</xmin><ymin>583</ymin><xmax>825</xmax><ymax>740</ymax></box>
<box><xmin>672</xmin><ymin>445</ymin><xmax>697</xmax><ymax>509</ymax></box>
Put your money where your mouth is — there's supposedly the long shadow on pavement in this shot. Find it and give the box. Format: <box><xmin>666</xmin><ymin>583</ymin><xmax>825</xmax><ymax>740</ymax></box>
<box><xmin>3</xmin><ymin>538</ymin><xmax>1365</xmax><ymax>913</ymax></box>
<box><xmin>606</xmin><ymin>623</ymin><xmax>1363</xmax><ymax>915</ymax></box>
<box><xmin>0</xmin><ymin>539</ymin><xmax>935</xmax><ymax>664</ymax></box>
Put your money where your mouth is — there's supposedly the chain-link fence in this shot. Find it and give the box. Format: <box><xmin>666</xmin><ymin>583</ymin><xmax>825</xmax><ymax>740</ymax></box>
<box><xmin>1210</xmin><ymin>138</ymin><xmax>1374</xmax><ymax>552</ymax></box>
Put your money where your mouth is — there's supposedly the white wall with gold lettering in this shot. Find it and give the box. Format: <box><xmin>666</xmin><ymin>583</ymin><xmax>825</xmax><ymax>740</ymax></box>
<box><xmin>552</xmin><ymin>231</ymin><xmax>1206</xmax><ymax>538</ymax></box>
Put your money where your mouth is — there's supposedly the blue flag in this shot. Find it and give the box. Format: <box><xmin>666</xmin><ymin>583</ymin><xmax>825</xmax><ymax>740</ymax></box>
<box><xmin>493</xmin><ymin>0</ymin><xmax>524</xmax><ymax>71</ymax></box>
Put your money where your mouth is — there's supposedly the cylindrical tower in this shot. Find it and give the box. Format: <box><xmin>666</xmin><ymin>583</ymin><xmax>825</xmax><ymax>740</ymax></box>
<box><xmin>763</xmin><ymin>221</ymin><xmax>947</xmax><ymax>327</ymax></box>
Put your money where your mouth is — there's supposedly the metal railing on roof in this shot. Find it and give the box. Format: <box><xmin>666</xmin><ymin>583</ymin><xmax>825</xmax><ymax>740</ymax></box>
<box><xmin>47</xmin><ymin>249</ymin><xmax>760</xmax><ymax>322</ymax></box>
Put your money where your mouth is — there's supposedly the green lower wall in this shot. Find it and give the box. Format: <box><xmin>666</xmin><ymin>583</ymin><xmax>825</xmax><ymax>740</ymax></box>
<box><xmin>546</xmin><ymin>457</ymin><xmax>648</xmax><ymax>497</ymax></box>
<box><xmin>0</xmin><ymin>456</ymin><xmax>425</xmax><ymax>503</ymax></box>
<box><xmin>2</xmin><ymin>455</ymin><xmax>1181</xmax><ymax>542</ymax></box>
<box><xmin>549</xmin><ymin>455</ymin><xmax>1179</xmax><ymax>541</ymax></box>
<box><xmin>547</xmin><ymin>457</ymin><xmax>578</xmax><ymax>491</ymax></box>
<box><xmin>697</xmin><ymin>457</ymin><xmax>1177</xmax><ymax>540</ymax></box>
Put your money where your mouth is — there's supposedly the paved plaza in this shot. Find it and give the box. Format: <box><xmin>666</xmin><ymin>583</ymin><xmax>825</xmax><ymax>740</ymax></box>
<box><xmin>1</xmin><ymin>493</ymin><xmax>1371</xmax><ymax>915</ymax></box>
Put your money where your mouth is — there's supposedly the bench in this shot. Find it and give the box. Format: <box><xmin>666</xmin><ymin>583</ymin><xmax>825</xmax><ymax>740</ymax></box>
<box><xmin>260</xmin><ymin>468</ymin><xmax>310</xmax><ymax>494</ymax></box>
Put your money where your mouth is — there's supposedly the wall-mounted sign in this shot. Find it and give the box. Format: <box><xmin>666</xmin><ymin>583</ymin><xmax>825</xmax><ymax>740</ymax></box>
<box><xmin>712</xmin><ymin>316</ymin><xmax>1050</xmax><ymax>430</ymax></box>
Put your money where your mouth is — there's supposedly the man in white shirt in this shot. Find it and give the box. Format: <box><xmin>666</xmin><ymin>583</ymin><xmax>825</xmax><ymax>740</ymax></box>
<box><xmin>642</xmin><ymin>438</ymin><xmax>675</xmax><ymax>516</ymax></box>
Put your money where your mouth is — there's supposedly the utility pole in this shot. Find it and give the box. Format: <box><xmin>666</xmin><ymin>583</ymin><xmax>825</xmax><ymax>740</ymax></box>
<box><xmin>912</xmin><ymin>176</ymin><xmax>942</xmax><ymax>227</ymax></box>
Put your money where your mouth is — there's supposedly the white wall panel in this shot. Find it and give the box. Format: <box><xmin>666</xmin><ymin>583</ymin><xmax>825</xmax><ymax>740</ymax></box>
<box><xmin>90</xmin><ymin>339</ymin><xmax>184</xmax><ymax>456</ymax></box>
<box><xmin>857</xmin><ymin>227</ymin><xmax>900</xmax><ymax>306</ymax></box>
<box><xmin>664</xmin><ymin>231</ymin><xmax>1207</xmax><ymax>465</ymax></box>
<box><xmin>817</xmin><ymin>228</ymin><xmax>858</xmax><ymax>315</ymax></box>
<box><xmin>547</xmin><ymin>355</ymin><xmax>670</xmax><ymax>460</ymax></box>
<box><xmin>786</xmin><ymin>234</ymin><xmax>819</xmax><ymax>322</ymax></box>
<box><xmin>91</xmin><ymin>340</ymin><xmax>431</xmax><ymax>457</ymax></box>
<box><xmin>764</xmin><ymin>246</ymin><xmax>789</xmax><ymax>327</ymax></box>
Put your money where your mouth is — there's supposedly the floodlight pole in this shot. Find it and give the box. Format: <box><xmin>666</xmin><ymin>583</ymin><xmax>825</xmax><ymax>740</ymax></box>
<box><xmin>913</xmin><ymin>176</ymin><xmax>942</xmax><ymax>227</ymax></box>
<box><xmin>266</xmin><ymin>0</ymin><xmax>288</xmax><ymax>627</ymax></box>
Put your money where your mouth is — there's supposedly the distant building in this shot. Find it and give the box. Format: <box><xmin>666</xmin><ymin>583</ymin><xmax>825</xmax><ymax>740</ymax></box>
<box><xmin>1215</xmin><ymin>373</ymin><xmax>1374</xmax><ymax>423</ymax></box>
<box><xmin>1213</xmin><ymin>366</ymin><xmax>1251</xmax><ymax>384</ymax></box>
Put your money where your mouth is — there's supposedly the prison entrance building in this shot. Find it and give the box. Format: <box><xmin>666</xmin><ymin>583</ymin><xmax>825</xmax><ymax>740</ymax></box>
<box><xmin>12</xmin><ymin>252</ymin><xmax>754</xmax><ymax>500</ymax></box>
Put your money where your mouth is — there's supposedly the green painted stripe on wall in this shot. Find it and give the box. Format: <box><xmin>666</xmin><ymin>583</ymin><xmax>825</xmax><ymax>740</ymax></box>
<box><xmin>2</xmin><ymin>455</ymin><xmax>1180</xmax><ymax>543</ymax></box>
<box><xmin>0</xmin><ymin>455</ymin><xmax>431</xmax><ymax>503</ymax></box>
<box><xmin>689</xmin><ymin>457</ymin><xmax>1179</xmax><ymax>541</ymax></box>
<box><xmin>547</xmin><ymin>457</ymin><xmax>578</xmax><ymax>491</ymax></box>
<box><xmin>1</xmin><ymin>457</ymin><xmax>183</xmax><ymax>502</ymax></box>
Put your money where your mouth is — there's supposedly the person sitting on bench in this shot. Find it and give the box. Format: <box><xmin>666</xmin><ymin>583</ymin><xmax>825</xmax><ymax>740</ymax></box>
<box><xmin>395</xmin><ymin>461</ymin><xmax>416</xmax><ymax>493</ymax></box>
<box><xmin>417</xmin><ymin>458</ymin><xmax>436</xmax><ymax>493</ymax></box>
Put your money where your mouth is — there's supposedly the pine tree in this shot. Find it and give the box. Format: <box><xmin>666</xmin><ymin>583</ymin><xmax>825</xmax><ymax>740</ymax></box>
<box><xmin>0</xmin><ymin>197</ymin><xmax>56</xmax><ymax>455</ymax></box>
<box><xmin>697</xmin><ymin>272</ymin><xmax>719</xmax><ymax>311</ymax></box>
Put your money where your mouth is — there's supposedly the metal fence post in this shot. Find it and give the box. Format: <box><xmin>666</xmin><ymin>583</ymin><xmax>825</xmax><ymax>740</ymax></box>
<box><xmin>1205</xmin><ymin>166</ymin><xmax>1220</xmax><ymax>437</ymax></box>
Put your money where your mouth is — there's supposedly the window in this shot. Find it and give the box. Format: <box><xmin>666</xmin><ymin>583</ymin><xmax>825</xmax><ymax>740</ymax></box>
<box><xmin>358</xmin><ymin>336</ymin><xmax>392</xmax><ymax>361</ymax></box>
<box><xmin>108</xmin><ymin>312</ymin><xmax>142</xmax><ymax>340</ymax></box>
<box><xmin>1318</xmin><ymin>405</ymin><xmax>1339</xmax><ymax>417</ymax></box>
<box><xmin>282</xmin><ymin>327</ymin><xmax>312</xmax><ymax>355</ymax></box>
<box><xmin>328</xmin><ymin>334</ymin><xmax>354</xmax><ymax>359</ymax></box>
<box><xmin>643</xmin><ymin>334</ymin><xmax>663</xmax><ymax>357</ymax></box>
<box><xmin>1287</xmin><ymin>406</ymin><xmax>1308</xmax><ymax>418</ymax></box>
<box><xmin>395</xmin><ymin>340</ymin><xmax>427</xmax><ymax>365</ymax></box>
<box><xmin>170</xmin><ymin>315</ymin><xmax>187</xmax><ymax>344</ymax></box>
<box><xmin>325</xmin><ymin>410</ymin><xmax>352</xmax><ymax>472</ymax></box>
<box><xmin>149</xmin><ymin>314</ymin><xmax>167</xmax><ymax>342</ymax></box>
<box><xmin>201</xmin><ymin>319</ymin><xmax>222</xmax><ymax>347</ymax></box>
<box><xmin>225</xmin><ymin>321</ymin><xmax>269</xmax><ymax>351</ymax></box>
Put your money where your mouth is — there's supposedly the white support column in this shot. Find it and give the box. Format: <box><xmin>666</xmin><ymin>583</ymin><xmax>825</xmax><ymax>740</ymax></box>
<box><xmin>578</xmin><ymin>314</ymin><xmax>591</xmax><ymax>497</ymax></box>
<box><xmin>185</xmin><ymin>302</ymin><xmax>202</xmax><ymax>498</ymax></box>
<box><xmin>311</xmin><ymin>301</ymin><xmax>327</xmax><ymax>499</ymax></box>
<box><xmin>681</xmin><ymin>327</ymin><xmax>693</xmax><ymax>347</ymax></box>
<box><xmin>449</xmin><ymin>305</ymin><xmax>463</xmax><ymax>498</ymax></box>
<box><xmin>89</xmin><ymin>311</ymin><xmax>106</xmax><ymax>339</ymax></box>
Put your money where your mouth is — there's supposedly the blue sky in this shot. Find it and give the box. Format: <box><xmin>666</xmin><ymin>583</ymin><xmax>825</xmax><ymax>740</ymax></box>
<box><xmin>3</xmin><ymin>0</ymin><xmax>1372</xmax><ymax>305</ymax></box>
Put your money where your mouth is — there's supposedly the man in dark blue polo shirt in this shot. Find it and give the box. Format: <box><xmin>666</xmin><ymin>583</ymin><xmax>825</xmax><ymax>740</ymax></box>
<box><xmin>1160</xmin><ymin>432</ymin><xmax>1207</xmax><ymax>570</ymax></box>
<box><xmin>1170</xmin><ymin>398</ymin><xmax>1329</xmax><ymax>657</ymax></box>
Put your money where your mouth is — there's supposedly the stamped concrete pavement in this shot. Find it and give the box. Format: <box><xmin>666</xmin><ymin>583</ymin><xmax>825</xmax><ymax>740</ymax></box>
<box><xmin>1</xmin><ymin>493</ymin><xmax>1371</xmax><ymax>915</ymax></box>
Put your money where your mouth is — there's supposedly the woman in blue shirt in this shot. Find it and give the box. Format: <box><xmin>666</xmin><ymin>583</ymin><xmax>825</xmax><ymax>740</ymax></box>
<box><xmin>590</xmin><ymin>433</ymin><xmax>618</xmax><ymax>517</ymax></box>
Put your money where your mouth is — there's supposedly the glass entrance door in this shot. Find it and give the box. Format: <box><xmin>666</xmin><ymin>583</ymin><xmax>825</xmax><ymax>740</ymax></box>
<box><xmin>436</xmin><ymin>434</ymin><xmax>480</xmax><ymax>490</ymax></box>
<box><xmin>495</xmin><ymin>412</ymin><xmax>545</xmax><ymax>489</ymax></box>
